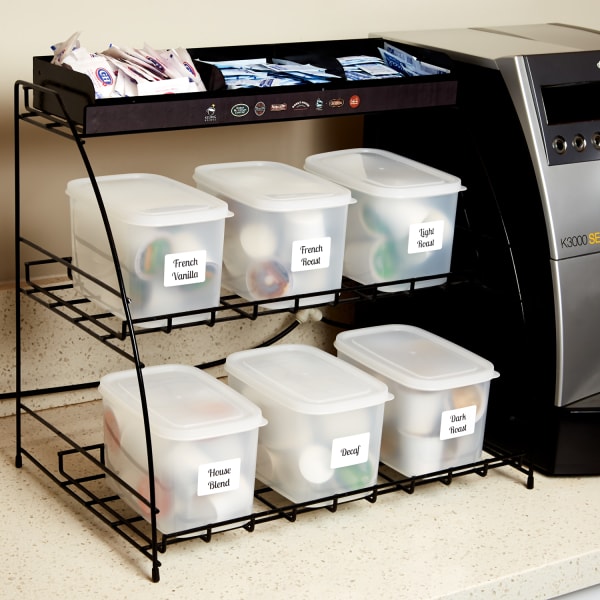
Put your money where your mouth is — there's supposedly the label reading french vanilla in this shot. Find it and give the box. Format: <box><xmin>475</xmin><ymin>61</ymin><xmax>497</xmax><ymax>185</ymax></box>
<box><xmin>291</xmin><ymin>237</ymin><xmax>331</xmax><ymax>271</ymax></box>
<box><xmin>330</xmin><ymin>432</ymin><xmax>370</xmax><ymax>469</ymax></box>
<box><xmin>164</xmin><ymin>250</ymin><xmax>207</xmax><ymax>287</ymax></box>
<box><xmin>407</xmin><ymin>220</ymin><xmax>444</xmax><ymax>254</ymax></box>
<box><xmin>197</xmin><ymin>457</ymin><xmax>241</xmax><ymax>496</ymax></box>
<box><xmin>439</xmin><ymin>405</ymin><xmax>476</xmax><ymax>440</ymax></box>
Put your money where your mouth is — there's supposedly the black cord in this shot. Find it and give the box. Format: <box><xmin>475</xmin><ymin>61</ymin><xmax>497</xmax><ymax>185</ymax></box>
<box><xmin>320</xmin><ymin>315</ymin><xmax>354</xmax><ymax>330</ymax></box>
<box><xmin>196</xmin><ymin>319</ymin><xmax>301</xmax><ymax>370</ymax></box>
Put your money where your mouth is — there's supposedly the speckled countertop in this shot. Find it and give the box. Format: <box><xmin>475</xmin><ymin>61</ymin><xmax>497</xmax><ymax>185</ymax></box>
<box><xmin>2</xmin><ymin>399</ymin><xmax>599</xmax><ymax>600</ymax></box>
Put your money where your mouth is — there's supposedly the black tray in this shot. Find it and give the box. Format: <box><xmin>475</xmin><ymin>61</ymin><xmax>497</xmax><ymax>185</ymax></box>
<box><xmin>32</xmin><ymin>38</ymin><xmax>457</xmax><ymax>136</ymax></box>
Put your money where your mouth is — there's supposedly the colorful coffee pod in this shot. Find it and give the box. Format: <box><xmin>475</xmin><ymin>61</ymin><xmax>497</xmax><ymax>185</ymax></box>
<box><xmin>451</xmin><ymin>384</ymin><xmax>485</xmax><ymax>420</ymax></box>
<box><xmin>371</xmin><ymin>239</ymin><xmax>400</xmax><ymax>281</ymax></box>
<box><xmin>246</xmin><ymin>259</ymin><xmax>291</xmax><ymax>299</ymax></box>
<box><xmin>334</xmin><ymin>456</ymin><xmax>377</xmax><ymax>491</ymax></box>
<box><xmin>103</xmin><ymin>406</ymin><xmax>122</xmax><ymax>458</ymax></box>
<box><xmin>135</xmin><ymin>472</ymin><xmax>175</xmax><ymax>522</ymax></box>
<box><xmin>134</xmin><ymin>236</ymin><xmax>172</xmax><ymax>279</ymax></box>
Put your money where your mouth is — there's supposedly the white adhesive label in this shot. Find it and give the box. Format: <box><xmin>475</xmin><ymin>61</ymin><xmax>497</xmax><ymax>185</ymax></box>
<box><xmin>291</xmin><ymin>237</ymin><xmax>331</xmax><ymax>272</ymax></box>
<box><xmin>330</xmin><ymin>432</ymin><xmax>370</xmax><ymax>469</ymax></box>
<box><xmin>197</xmin><ymin>457</ymin><xmax>241</xmax><ymax>496</ymax></box>
<box><xmin>164</xmin><ymin>250</ymin><xmax>207</xmax><ymax>287</ymax></box>
<box><xmin>439</xmin><ymin>405</ymin><xmax>476</xmax><ymax>440</ymax></box>
<box><xmin>408</xmin><ymin>220</ymin><xmax>444</xmax><ymax>254</ymax></box>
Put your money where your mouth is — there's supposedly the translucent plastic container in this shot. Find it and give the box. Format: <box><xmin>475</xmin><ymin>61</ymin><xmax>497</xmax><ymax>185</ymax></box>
<box><xmin>334</xmin><ymin>325</ymin><xmax>499</xmax><ymax>476</ymax></box>
<box><xmin>304</xmin><ymin>148</ymin><xmax>464</xmax><ymax>291</ymax></box>
<box><xmin>193</xmin><ymin>161</ymin><xmax>354</xmax><ymax>308</ymax></box>
<box><xmin>225</xmin><ymin>344</ymin><xmax>391</xmax><ymax>503</ymax></box>
<box><xmin>68</xmin><ymin>173</ymin><xmax>232</xmax><ymax>326</ymax></box>
<box><xmin>100</xmin><ymin>364</ymin><xmax>266</xmax><ymax>535</ymax></box>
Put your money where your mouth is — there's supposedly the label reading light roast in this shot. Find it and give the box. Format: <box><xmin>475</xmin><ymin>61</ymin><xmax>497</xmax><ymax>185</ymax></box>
<box><xmin>408</xmin><ymin>220</ymin><xmax>444</xmax><ymax>254</ymax></box>
<box><xmin>439</xmin><ymin>405</ymin><xmax>477</xmax><ymax>440</ymax></box>
<box><xmin>291</xmin><ymin>237</ymin><xmax>331</xmax><ymax>271</ymax></box>
<box><xmin>164</xmin><ymin>250</ymin><xmax>207</xmax><ymax>287</ymax></box>
<box><xmin>330</xmin><ymin>432</ymin><xmax>370</xmax><ymax>469</ymax></box>
<box><xmin>197</xmin><ymin>457</ymin><xmax>241</xmax><ymax>496</ymax></box>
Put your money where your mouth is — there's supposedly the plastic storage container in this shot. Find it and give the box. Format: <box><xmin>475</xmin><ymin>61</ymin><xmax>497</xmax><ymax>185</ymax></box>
<box><xmin>304</xmin><ymin>148</ymin><xmax>464</xmax><ymax>291</ymax></box>
<box><xmin>193</xmin><ymin>161</ymin><xmax>354</xmax><ymax>308</ymax></box>
<box><xmin>225</xmin><ymin>344</ymin><xmax>391</xmax><ymax>504</ymax></box>
<box><xmin>334</xmin><ymin>325</ymin><xmax>499</xmax><ymax>476</ymax></box>
<box><xmin>68</xmin><ymin>173</ymin><xmax>232</xmax><ymax>326</ymax></box>
<box><xmin>100</xmin><ymin>364</ymin><xmax>266</xmax><ymax>535</ymax></box>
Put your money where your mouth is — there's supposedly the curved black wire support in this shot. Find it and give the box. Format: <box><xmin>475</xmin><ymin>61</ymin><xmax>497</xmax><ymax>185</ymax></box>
<box><xmin>14</xmin><ymin>81</ymin><xmax>162</xmax><ymax>582</ymax></box>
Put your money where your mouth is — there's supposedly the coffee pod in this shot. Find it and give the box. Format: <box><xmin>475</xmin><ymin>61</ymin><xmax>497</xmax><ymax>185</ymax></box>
<box><xmin>246</xmin><ymin>259</ymin><xmax>291</xmax><ymax>299</ymax></box>
<box><xmin>298</xmin><ymin>444</ymin><xmax>334</xmax><ymax>485</ymax></box>
<box><xmin>240</xmin><ymin>222</ymin><xmax>279</xmax><ymax>260</ymax></box>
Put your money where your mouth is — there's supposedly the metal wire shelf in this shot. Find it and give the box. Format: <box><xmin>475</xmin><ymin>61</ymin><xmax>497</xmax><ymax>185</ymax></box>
<box><xmin>18</xmin><ymin>398</ymin><xmax>534</xmax><ymax>568</ymax></box>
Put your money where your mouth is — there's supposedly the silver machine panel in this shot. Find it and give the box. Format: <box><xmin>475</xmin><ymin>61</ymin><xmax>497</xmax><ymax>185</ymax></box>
<box><xmin>377</xmin><ymin>24</ymin><xmax>600</xmax><ymax>409</ymax></box>
<box><xmin>367</xmin><ymin>24</ymin><xmax>600</xmax><ymax>474</ymax></box>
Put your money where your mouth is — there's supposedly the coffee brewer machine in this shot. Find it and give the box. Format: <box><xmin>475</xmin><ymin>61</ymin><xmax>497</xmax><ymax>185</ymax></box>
<box><xmin>359</xmin><ymin>24</ymin><xmax>600</xmax><ymax>475</ymax></box>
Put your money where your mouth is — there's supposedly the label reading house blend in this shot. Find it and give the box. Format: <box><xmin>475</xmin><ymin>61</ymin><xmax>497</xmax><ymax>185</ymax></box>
<box><xmin>197</xmin><ymin>457</ymin><xmax>241</xmax><ymax>496</ymax></box>
<box><xmin>164</xmin><ymin>250</ymin><xmax>207</xmax><ymax>287</ymax></box>
<box><xmin>330</xmin><ymin>432</ymin><xmax>370</xmax><ymax>469</ymax></box>
<box><xmin>407</xmin><ymin>220</ymin><xmax>444</xmax><ymax>254</ymax></box>
<box><xmin>291</xmin><ymin>237</ymin><xmax>331</xmax><ymax>271</ymax></box>
<box><xmin>439</xmin><ymin>405</ymin><xmax>476</xmax><ymax>440</ymax></box>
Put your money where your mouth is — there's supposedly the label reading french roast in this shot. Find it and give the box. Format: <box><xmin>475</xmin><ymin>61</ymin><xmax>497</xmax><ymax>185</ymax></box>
<box><xmin>291</xmin><ymin>237</ymin><xmax>331</xmax><ymax>271</ymax></box>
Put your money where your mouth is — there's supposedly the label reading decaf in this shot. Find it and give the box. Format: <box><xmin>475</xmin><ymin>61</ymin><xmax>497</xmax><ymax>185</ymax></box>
<box><xmin>164</xmin><ymin>250</ymin><xmax>207</xmax><ymax>287</ymax></box>
<box><xmin>439</xmin><ymin>405</ymin><xmax>477</xmax><ymax>440</ymax></box>
<box><xmin>197</xmin><ymin>457</ymin><xmax>241</xmax><ymax>496</ymax></box>
<box><xmin>291</xmin><ymin>237</ymin><xmax>331</xmax><ymax>272</ymax></box>
<box><xmin>330</xmin><ymin>432</ymin><xmax>370</xmax><ymax>469</ymax></box>
<box><xmin>408</xmin><ymin>220</ymin><xmax>444</xmax><ymax>254</ymax></box>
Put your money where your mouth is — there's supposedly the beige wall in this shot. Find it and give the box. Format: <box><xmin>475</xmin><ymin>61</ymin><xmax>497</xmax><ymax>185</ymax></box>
<box><xmin>3</xmin><ymin>0</ymin><xmax>600</xmax><ymax>283</ymax></box>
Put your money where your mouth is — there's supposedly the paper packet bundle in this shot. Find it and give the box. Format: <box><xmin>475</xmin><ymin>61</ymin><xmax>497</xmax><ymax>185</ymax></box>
<box><xmin>50</xmin><ymin>33</ymin><xmax>206</xmax><ymax>99</ymax></box>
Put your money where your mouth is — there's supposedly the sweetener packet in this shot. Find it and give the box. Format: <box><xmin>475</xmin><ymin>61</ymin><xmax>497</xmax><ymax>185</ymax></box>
<box><xmin>51</xmin><ymin>31</ymin><xmax>81</xmax><ymax>65</ymax></box>
<box><xmin>103</xmin><ymin>45</ymin><xmax>162</xmax><ymax>81</ymax></box>
<box><xmin>61</xmin><ymin>48</ymin><xmax>117</xmax><ymax>99</ymax></box>
<box><xmin>173</xmin><ymin>47</ymin><xmax>206</xmax><ymax>91</ymax></box>
<box><xmin>142</xmin><ymin>45</ymin><xmax>206</xmax><ymax>91</ymax></box>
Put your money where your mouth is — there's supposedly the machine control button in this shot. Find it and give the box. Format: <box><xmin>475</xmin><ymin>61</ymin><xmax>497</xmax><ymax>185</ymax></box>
<box><xmin>572</xmin><ymin>134</ymin><xmax>587</xmax><ymax>152</ymax></box>
<box><xmin>552</xmin><ymin>136</ymin><xmax>567</xmax><ymax>154</ymax></box>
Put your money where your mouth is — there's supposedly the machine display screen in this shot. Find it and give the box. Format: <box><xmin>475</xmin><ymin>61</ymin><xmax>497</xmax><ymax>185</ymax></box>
<box><xmin>541</xmin><ymin>81</ymin><xmax>600</xmax><ymax>125</ymax></box>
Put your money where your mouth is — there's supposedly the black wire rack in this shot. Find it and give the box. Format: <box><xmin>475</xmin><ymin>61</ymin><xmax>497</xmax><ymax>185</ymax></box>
<box><xmin>13</xmin><ymin>64</ymin><xmax>534</xmax><ymax>584</ymax></box>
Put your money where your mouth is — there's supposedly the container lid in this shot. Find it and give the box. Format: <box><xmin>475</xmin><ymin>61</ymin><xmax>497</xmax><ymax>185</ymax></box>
<box><xmin>304</xmin><ymin>148</ymin><xmax>465</xmax><ymax>198</ymax></box>
<box><xmin>99</xmin><ymin>364</ymin><xmax>266</xmax><ymax>441</ymax></box>
<box><xmin>66</xmin><ymin>173</ymin><xmax>232</xmax><ymax>226</ymax></box>
<box><xmin>334</xmin><ymin>325</ymin><xmax>499</xmax><ymax>391</ymax></box>
<box><xmin>193</xmin><ymin>161</ymin><xmax>354</xmax><ymax>212</ymax></box>
<box><xmin>225</xmin><ymin>344</ymin><xmax>391</xmax><ymax>414</ymax></box>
